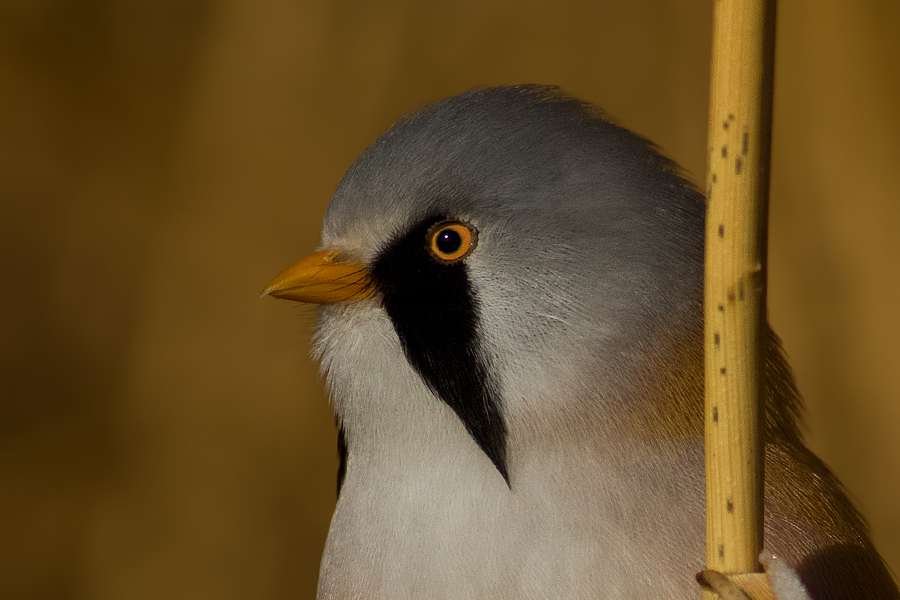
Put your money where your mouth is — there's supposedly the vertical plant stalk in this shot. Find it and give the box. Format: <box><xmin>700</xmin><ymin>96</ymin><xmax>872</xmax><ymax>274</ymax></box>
<box><xmin>703</xmin><ymin>0</ymin><xmax>777</xmax><ymax>595</ymax></box>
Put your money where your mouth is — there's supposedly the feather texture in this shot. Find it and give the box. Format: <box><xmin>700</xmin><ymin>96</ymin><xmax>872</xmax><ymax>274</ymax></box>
<box><xmin>298</xmin><ymin>86</ymin><xmax>898</xmax><ymax>599</ymax></box>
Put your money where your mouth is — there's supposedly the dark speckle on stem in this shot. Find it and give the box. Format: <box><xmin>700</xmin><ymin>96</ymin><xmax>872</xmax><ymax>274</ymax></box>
<box><xmin>719</xmin><ymin>544</ymin><xmax>725</xmax><ymax>559</ymax></box>
<box><xmin>723</xmin><ymin>120</ymin><xmax>729</xmax><ymax>130</ymax></box>
<box><xmin>720</xmin><ymin>367</ymin><xmax>726</xmax><ymax>375</ymax></box>
<box><xmin>742</xmin><ymin>132</ymin><xmax>749</xmax><ymax>155</ymax></box>
<box><xmin>718</xmin><ymin>304</ymin><xmax>724</xmax><ymax>312</ymax></box>
<box><xmin>735</xmin><ymin>157</ymin><xmax>743</xmax><ymax>174</ymax></box>
<box><xmin>738</xmin><ymin>280</ymin><xmax>745</xmax><ymax>301</ymax></box>
<box><xmin>726</xmin><ymin>499</ymin><xmax>734</xmax><ymax>513</ymax></box>
<box><xmin>713</xmin><ymin>407</ymin><xmax>719</xmax><ymax>423</ymax></box>
<box><xmin>714</xmin><ymin>333</ymin><xmax>720</xmax><ymax>346</ymax></box>
<box><xmin>718</xmin><ymin>224</ymin><xmax>724</xmax><ymax>238</ymax></box>
<box><xmin>712</xmin><ymin>173</ymin><xmax>717</xmax><ymax>184</ymax></box>
<box><xmin>721</xmin><ymin>146</ymin><xmax>728</xmax><ymax>158</ymax></box>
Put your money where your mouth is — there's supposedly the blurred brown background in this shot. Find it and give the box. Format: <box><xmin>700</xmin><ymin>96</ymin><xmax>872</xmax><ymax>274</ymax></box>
<box><xmin>1</xmin><ymin>1</ymin><xmax>898</xmax><ymax>598</ymax></box>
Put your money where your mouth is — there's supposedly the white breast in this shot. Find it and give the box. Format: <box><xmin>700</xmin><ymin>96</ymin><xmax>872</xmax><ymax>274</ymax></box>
<box><xmin>314</xmin><ymin>302</ymin><xmax>706</xmax><ymax>599</ymax></box>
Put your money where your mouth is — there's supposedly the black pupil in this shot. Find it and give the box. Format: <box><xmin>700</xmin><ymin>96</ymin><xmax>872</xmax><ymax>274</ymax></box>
<box><xmin>435</xmin><ymin>228</ymin><xmax>462</xmax><ymax>255</ymax></box>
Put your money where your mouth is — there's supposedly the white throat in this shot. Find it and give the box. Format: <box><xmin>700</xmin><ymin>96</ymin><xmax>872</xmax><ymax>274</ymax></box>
<box><xmin>314</xmin><ymin>302</ymin><xmax>704</xmax><ymax>599</ymax></box>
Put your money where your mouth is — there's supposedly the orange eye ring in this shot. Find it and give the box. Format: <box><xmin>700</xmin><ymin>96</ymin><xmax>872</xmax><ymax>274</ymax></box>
<box><xmin>427</xmin><ymin>221</ymin><xmax>477</xmax><ymax>262</ymax></box>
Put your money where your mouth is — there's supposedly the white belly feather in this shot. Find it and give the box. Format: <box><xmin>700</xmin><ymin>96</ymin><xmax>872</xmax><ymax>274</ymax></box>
<box><xmin>315</xmin><ymin>304</ymin><xmax>705</xmax><ymax>599</ymax></box>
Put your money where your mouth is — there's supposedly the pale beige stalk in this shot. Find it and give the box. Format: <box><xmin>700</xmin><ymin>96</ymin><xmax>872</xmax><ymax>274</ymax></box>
<box><xmin>703</xmin><ymin>0</ymin><xmax>777</xmax><ymax>597</ymax></box>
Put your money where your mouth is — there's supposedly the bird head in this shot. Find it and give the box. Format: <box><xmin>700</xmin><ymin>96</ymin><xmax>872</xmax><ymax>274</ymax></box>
<box><xmin>265</xmin><ymin>85</ymin><xmax>706</xmax><ymax>486</ymax></box>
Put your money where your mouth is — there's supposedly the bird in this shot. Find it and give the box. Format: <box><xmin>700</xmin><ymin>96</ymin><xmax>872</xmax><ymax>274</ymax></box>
<box><xmin>263</xmin><ymin>85</ymin><xmax>898</xmax><ymax>599</ymax></box>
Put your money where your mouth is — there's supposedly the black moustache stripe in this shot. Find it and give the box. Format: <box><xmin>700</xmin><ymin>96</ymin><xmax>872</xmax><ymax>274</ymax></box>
<box><xmin>371</xmin><ymin>215</ymin><xmax>509</xmax><ymax>485</ymax></box>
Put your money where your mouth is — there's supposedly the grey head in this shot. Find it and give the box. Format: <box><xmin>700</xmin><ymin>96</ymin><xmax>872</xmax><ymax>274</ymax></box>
<box><xmin>315</xmin><ymin>84</ymin><xmax>706</xmax><ymax>485</ymax></box>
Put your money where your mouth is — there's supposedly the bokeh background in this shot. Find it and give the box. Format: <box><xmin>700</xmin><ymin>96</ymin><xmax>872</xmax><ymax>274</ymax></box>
<box><xmin>2</xmin><ymin>1</ymin><xmax>898</xmax><ymax>598</ymax></box>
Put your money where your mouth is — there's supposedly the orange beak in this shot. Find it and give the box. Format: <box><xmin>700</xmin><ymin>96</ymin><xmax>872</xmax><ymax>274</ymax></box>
<box><xmin>262</xmin><ymin>249</ymin><xmax>373</xmax><ymax>304</ymax></box>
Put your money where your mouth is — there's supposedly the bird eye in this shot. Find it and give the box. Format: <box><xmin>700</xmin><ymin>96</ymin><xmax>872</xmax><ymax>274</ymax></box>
<box><xmin>427</xmin><ymin>221</ymin><xmax>477</xmax><ymax>262</ymax></box>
